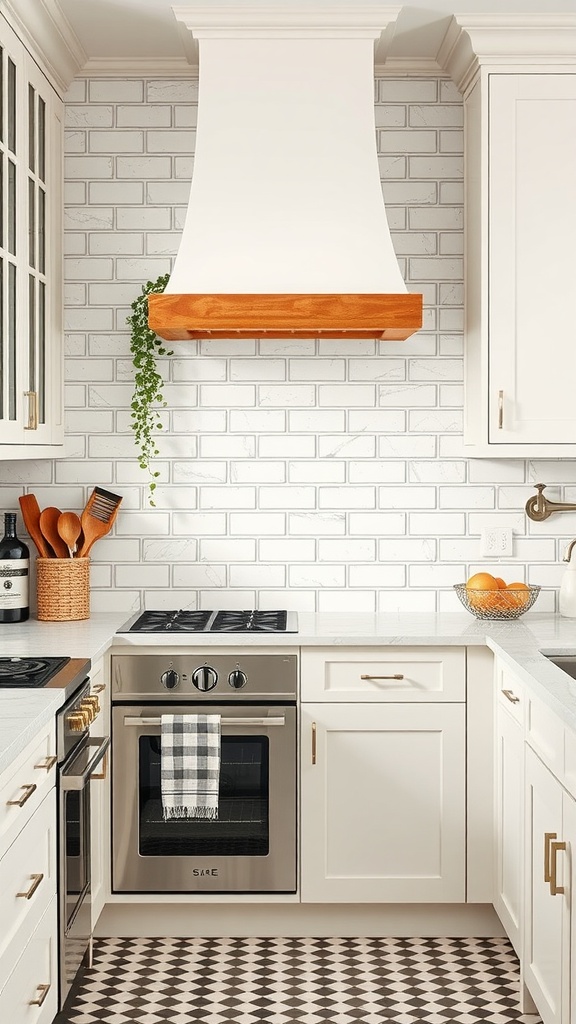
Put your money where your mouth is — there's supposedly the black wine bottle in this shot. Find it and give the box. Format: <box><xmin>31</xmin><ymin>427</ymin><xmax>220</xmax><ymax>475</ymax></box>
<box><xmin>0</xmin><ymin>512</ymin><xmax>30</xmax><ymax>623</ymax></box>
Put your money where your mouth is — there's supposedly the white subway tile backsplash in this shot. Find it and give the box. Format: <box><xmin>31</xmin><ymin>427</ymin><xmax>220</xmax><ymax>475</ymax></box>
<box><xmin>3</xmin><ymin>74</ymin><xmax>561</xmax><ymax>613</ymax></box>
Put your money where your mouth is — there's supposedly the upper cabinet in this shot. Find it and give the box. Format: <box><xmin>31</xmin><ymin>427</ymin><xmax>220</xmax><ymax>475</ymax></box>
<box><xmin>462</xmin><ymin>65</ymin><xmax>576</xmax><ymax>456</ymax></box>
<box><xmin>0</xmin><ymin>13</ymin><xmax>64</xmax><ymax>459</ymax></box>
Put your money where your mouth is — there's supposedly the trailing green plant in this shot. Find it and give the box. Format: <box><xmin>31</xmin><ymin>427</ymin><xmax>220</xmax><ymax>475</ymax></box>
<box><xmin>127</xmin><ymin>273</ymin><xmax>172</xmax><ymax>506</ymax></box>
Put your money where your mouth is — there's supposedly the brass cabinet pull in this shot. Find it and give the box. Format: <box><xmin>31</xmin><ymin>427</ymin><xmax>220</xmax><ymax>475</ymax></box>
<box><xmin>360</xmin><ymin>674</ymin><xmax>404</xmax><ymax>681</ymax></box>
<box><xmin>17</xmin><ymin>873</ymin><xmax>44</xmax><ymax>900</ymax></box>
<box><xmin>498</xmin><ymin>390</ymin><xmax>504</xmax><ymax>429</ymax></box>
<box><xmin>544</xmin><ymin>832</ymin><xmax>557</xmax><ymax>883</ymax></box>
<box><xmin>92</xmin><ymin>751</ymin><xmax>108</xmax><ymax>780</ymax></box>
<box><xmin>7</xmin><ymin>783</ymin><xmax>37</xmax><ymax>807</ymax></box>
<box><xmin>550</xmin><ymin>840</ymin><xmax>566</xmax><ymax>896</ymax></box>
<box><xmin>311</xmin><ymin>722</ymin><xmax>317</xmax><ymax>766</ymax></box>
<box><xmin>29</xmin><ymin>983</ymin><xmax>51</xmax><ymax>1007</ymax></box>
<box><xmin>34</xmin><ymin>755</ymin><xmax>57</xmax><ymax>771</ymax></box>
<box><xmin>92</xmin><ymin>683</ymin><xmax>106</xmax><ymax>694</ymax></box>
<box><xmin>502</xmin><ymin>689</ymin><xmax>520</xmax><ymax>704</ymax></box>
<box><xmin>24</xmin><ymin>390</ymin><xmax>39</xmax><ymax>430</ymax></box>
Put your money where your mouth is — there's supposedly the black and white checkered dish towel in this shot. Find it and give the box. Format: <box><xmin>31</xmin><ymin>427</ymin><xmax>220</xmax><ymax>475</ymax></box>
<box><xmin>161</xmin><ymin>714</ymin><xmax>221</xmax><ymax>820</ymax></box>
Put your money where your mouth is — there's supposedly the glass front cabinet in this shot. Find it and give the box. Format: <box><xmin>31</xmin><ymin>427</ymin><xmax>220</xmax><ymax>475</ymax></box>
<box><xmin>0</xmin><ymin>13</ymin><xmax>64</xmax><ymax>457</ymax></box>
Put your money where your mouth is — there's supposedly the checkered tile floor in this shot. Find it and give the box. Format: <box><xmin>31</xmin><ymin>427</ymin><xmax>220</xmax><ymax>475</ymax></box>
<box><xmin>57</xmin><ymin>936</ymin><xmax>542</xmax><ymax>1024</ymax></box>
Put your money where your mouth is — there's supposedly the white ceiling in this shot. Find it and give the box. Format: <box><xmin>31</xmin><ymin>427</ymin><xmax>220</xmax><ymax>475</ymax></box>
<box><xmin>56</xmin><ymin>0</ymin><xmax>576</xmax><ymax>64</ymax></box>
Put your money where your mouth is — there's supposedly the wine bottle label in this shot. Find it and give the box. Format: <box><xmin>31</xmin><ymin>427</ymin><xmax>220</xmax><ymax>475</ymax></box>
<box><xmin>0</xmin><ymin>559</ymin><xmax>30</xmax><ymax>610</ymax></box>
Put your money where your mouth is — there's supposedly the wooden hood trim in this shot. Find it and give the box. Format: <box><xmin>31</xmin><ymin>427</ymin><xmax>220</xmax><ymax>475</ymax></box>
<box><xmin>148</xmin><ymin>293</ymin><xmax>423</xmax><ymax>342</ymax></box>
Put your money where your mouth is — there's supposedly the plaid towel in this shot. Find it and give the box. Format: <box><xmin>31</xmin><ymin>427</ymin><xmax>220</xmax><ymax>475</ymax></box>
<box><xmin>161</xmin><ymin>714</ymin><xmax>220</xmax><ymax>820</ymax></box>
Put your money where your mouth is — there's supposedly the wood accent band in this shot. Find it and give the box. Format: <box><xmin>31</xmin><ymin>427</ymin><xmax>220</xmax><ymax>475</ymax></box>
<box><xmin>148</xmin><ymin>293</ymin><xmax>423</xmax><ymax>341</ymax></box>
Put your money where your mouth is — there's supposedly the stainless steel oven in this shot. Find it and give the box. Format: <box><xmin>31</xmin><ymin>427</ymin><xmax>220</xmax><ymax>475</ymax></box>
<box><xmin>58</xmin><ymin>682</ymin><xmax>109</xmax><ymax>1006</ymax></box>
<box><xmin>111</xmin><ymin>652</ymin><xmax>297</xmax><ymax>893</ymax></box>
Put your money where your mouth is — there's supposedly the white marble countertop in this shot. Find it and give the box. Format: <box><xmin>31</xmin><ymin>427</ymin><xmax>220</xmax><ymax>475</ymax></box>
<box><xmin>2</xmin><ymin>610</ymin><xmax>576</xmax><ymax>775</ymax></box>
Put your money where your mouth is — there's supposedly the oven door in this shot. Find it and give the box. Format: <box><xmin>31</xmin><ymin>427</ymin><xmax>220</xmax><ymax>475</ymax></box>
<box><xmin>59</xmin><ymin>736</ymin><xmax>110</xmax><ymax>1006</ymax></box>
<box><xmin>112</xmin><ymin>704</ymin><xmax>297</xmax><ymax>893</ymax></box>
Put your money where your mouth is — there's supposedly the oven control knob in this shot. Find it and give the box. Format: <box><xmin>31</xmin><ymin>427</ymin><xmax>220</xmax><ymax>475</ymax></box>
<box><xmin>228</xmin><ymin>669</ymin><xmax>247</xmax><ymax>689</ymax></box>
<box><xmin>161</xmin><ymin>669</ymin><xmax>180</xmax><ymax>690</ymax></box>
<box><xmin>192</xmin><ymin>666</ymin><xmax>218</xmax><ymax>692</ymax></box>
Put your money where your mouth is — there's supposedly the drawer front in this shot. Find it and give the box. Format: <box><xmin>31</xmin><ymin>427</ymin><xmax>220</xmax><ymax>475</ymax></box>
<box><xmin>0</xmin><ymin>790</ymin><xmax>57</xmax><ymax>990</ymax></box>
<box><xmin>301</xmin><ymin>646</ymin><xmax>465</xmax><ymax>702</ymax></box>
<box><xmin>526</xmin><ymin>695</ymin><xmax>564</xmax><ymax>782</ymax></box>
<box><xmin>495</xmin><ymin>665</ymin><xmax>525</xmax><ymax>727</ymax></box>
<box><xmin>0</xmin><ymin>895</ymin><xmax>58</xmax><ymax>1024</ymax></box>
<box><xmin>0</xmin><ymin>722</ymin><xmax>56</xmax><ymax>855</ymax></box>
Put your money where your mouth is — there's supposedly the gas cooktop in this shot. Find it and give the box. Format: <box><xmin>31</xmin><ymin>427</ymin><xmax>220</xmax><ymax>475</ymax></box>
<box><xmin>118</xmin><ymin>609</ymin><xmax>298</xmax><ymax>634</ymax></box>
<box><xmin>0</xmin><ymin>656</ymin><xmax>70</xmax><ymax>688</ymax></box>
<box><xmin>0</xmin><ymin>656</ymin><xmax>91</xmax><ymax>697</ymax></box>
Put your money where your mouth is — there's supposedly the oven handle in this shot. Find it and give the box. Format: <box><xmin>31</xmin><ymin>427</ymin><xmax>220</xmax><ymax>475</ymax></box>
<box><xmin>122</xmin><ymin>716</ymin><xmax>286</xmax><ymax>728</ymax></box>
<box><xmin>61</xmin><ymin>737</ymin><xmax>111</xmax><ymax>791</ymax></box>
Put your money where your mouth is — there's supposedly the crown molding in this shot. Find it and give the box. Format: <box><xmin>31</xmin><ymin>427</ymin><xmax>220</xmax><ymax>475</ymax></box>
<box><xmin>374</xmin><ymin>58</ymin><xmax>448</xmax><ymax>79</ymax></box>
<box><xmin>80</xmin><ymin>57</ymin><xmax>198</xmax><ymax>79</ymax></box>
<box><xmin>440</xmin><ymin>14</ymin><xmax>576</xmax><ymax>94</ymax></box>
<box><xmin>1</xmin><ymin>0</ymin><xmax>85</xmax><ymax>95</ymax></box>
<box><xmin>172</xmin><ymin>3</ymin><xmax>401</xmax><ymax>40</ymax></box>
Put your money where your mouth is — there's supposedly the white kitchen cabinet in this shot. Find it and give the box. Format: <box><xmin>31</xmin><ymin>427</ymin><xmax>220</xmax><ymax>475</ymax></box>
<box><xmin>464</xmin><ymin>72</ymin><xmax>576</xmax><ymax>456</ymax></box>
<box><xmin>300</xmin><ymin>646</ymin><xmax>466</xmax><ymax>703</ymax></box>
<box><xmin>494</xmin><ymin>671</ymin><xmax>525</xmax><ymax>957</ymax></box>
<box><xmin>0</xmin><ymin>12</ymin><xmax>64</xmax><ymax>458</ymax></box>
<box><xmin>0</xmin><ymin>725</ymin><xmax>58</xmax><ymax>1024</ymax></box>
<box><xmin>300</xmin><ymin>702</ymin><xmax>466</xmax><ymax>903</ymax></box>
<box><xmin>523</xmin><ymin>746</ymin><xmax>571</xmax><ymax>1024</ymax></box>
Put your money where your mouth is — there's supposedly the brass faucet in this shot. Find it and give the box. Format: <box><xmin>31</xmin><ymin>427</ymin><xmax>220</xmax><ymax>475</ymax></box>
<box><xmin>525</xmin><ymin>483</ymin><xmax>576</xmax><ymax>522</ymax></box>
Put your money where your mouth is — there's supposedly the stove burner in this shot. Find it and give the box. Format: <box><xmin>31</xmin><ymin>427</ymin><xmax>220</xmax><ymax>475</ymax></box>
<box><xmin>0</xmin><ymin>656</ymin><xmax>71</xmax><ymax>688</ymax></box>
<box><xmin>124</xmin><ymin>609</ymin><xmax>293</xmax><ymax>634</ymax></box>
<box><xmin>211</xmin><ymin>610</ymin><xmax>288</xmax><ymax>633</ymax></box>
<box><xmin>130</xmin><ymin>610</ymin><xmax>213</xmax><ymax>633</ymax></box>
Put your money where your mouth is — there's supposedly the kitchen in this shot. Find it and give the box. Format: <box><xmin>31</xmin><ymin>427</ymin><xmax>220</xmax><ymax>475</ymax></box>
<box><xmin>1</xmin><ymin>0</ymin><xmax>576</xmax><ymax>1022</ymax></box>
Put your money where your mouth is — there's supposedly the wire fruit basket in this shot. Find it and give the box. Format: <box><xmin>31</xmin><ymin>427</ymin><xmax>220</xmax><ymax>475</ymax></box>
<box><xmin>454</xmin><ymin>583</ymin><xmax>541</xmax><ymax>620</ymax></box>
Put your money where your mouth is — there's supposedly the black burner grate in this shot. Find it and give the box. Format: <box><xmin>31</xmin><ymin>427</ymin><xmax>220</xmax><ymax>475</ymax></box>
<box><xmin>211</xmin><ymin>610</ymin><xmax>288</xmax><ymax>633</ymax></box>
<box><xmin>0</xmin><ymin>656</ymin><xmax>70</xmax><ymax>688</ymax></box>
<box><xmin>128</xmin><ymin>610</ymin><xmax>213</xmax><ymax>633</ymax></box>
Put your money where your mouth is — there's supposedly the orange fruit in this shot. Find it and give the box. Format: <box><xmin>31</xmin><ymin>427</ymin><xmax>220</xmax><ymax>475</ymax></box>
<box><xmin>465</xmin><ymin>572</ymin><xmax>499</xmax><ymax>609</ymax></box>
<box><xmin>466</xmin><ymin>572</ymin><xmax>498</xmax><ymax>591</ymax></box>
<box><xmin>506</xmin><ymin>582</ymin><xmax>530</xmax><ymax>608</ymax></box>
<box><xmin>495</xmin><ymin>577</ymin><xmax>506</xmax><ymax>589</ymax></box>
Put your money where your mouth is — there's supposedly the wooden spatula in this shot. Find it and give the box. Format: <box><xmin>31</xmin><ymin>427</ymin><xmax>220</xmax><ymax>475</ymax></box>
<box><xmin>77</xmin><ymin>487</ymin><xmax>122</xmax><ymax>558</ymax></box>
<box><xmin>19</xmin><ymin>494</ymin><xmax>51</xmax><ymax>558</ymax></box>
<box><xmin>39</xmin><ymin>507</ymin><xmax>69</xmax><ymax>559</ymax></box>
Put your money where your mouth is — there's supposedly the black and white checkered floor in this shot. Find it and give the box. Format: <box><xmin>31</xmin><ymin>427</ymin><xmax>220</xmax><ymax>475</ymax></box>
<box><xmin>57</xmin><ymin>936</ymin><xmax>542</xmax><ymax>1024</ymax></box>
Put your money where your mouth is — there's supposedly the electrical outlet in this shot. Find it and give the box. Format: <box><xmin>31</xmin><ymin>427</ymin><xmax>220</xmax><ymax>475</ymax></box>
<box><xmin>480</xmin><ymin>527</ymin><xmax>513</xmax><ymax>558</ymax></box>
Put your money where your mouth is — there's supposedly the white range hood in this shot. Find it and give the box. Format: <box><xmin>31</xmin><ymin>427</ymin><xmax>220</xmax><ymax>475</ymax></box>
<box><xmin>148</xmin><ymin>4</ymin><xmax>422</xmax><ymax>341</ymax></box>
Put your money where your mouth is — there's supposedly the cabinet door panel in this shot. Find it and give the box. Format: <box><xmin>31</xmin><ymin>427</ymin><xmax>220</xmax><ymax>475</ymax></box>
<box><xmin>494</xmin><ymin>704</ymin><xmax>523</xmax><ymax>955</ymax></box>
<box><xmin>524</xmin><ymin>747</ymin><xmax>564</xmax><ymax>1024</ymax></box>
<box><xmin>489</xmin><ymin>75</ymin><xmax>576</xmax><ymax>444</ymax></box>
<box><xmin>301</xmin><ymin>703</ymin><xmax>465</xmax><ymax>903</ymax></box>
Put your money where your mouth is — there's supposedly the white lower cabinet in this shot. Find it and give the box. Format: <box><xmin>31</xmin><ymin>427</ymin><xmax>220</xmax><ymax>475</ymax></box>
<box><xmin>494</xmin><ymin>678</ymin><xmax>525</xmax><ymax>956</ymax></box>
<box><xmin>0</xmin><ymin>896</ymin><xmax>58</xmax><ymax>1024</ymax></box>
<box><xmin>300</xmin><ymin>702</ymin><xmax>466</xmax><ymax>903</ymax></box>
<box><xmin>524</xmin><ymin>747</ymin><xmax>572</xmax><ymax>1024</ymax></box>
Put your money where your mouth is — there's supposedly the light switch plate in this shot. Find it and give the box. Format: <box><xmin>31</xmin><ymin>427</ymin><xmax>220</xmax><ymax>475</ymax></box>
<box><xmin>480</xmin><ymin>528</ymin><xmax>513</xmax><ymax>558</ymax></box>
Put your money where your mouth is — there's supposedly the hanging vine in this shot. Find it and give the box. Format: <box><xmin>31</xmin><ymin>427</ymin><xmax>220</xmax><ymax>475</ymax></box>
<box><xmin>126</xmin><ymin>273</ymin><xmax>172</xmax><ymax>506</ymax></box>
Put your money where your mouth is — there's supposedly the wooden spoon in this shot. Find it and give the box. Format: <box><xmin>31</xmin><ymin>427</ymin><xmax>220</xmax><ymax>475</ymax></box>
<box><xmin>39</xmin><ymin>507</ymin><xmax>69</xmax><ymax>559</ymax></box>
<box><xmin>18</xmin><ymin>494</ymin><xmax>51</xmax><ymax>558</ymax></box>
<box><xmin>57</xmin><ymin>511</ymin><xmax>82</xmax><ymax>558</ymax></box>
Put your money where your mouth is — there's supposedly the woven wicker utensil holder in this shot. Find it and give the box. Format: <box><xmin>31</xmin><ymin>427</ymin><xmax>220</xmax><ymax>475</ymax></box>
<box><xmin>36</xmin><ymin>557</ymin><xmax>90</xmax><ymax>621</ymax></box>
